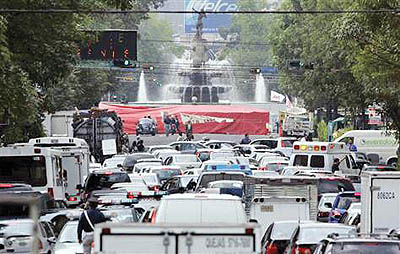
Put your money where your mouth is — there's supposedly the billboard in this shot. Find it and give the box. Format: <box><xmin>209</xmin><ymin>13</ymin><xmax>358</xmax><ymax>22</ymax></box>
<box><xmin>185</xmin><ymin>0</ymin><xmax>238</xmax><ymax>34</ymax></box>
<box><xmin>79</xmin><ymin>31</ymin><xmax>137</xmax><ymax>61</ymax></box>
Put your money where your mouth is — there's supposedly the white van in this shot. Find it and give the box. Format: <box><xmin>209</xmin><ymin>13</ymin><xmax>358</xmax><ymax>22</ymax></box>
<box><xmin>155</xmin><ymin>193</ymin><xmax>247</xmax><ymax>224</ymax></box>
<box><xmin>28</xmin><ymin>137</ymin><xmax>90</xmax><ymax>206</ymax></box>
<box><xmin>289</xmin><ymin>141</ymin><xmax>359</xmax><ymax>174</ymax></box>
<box><xmin>0</xmin><ymin>146</ymin><xmax>65</xmax><ymax>201</ymax></box>
<box><xmin>335</xmin><ymin>130</ymin><xmax>398</xmax><ymax>165</ymax></box>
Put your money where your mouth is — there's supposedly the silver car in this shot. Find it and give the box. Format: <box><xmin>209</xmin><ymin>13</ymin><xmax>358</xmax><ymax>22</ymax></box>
<box><xmin>1</xmin><ymin>219</ymin><xmax>55</xmax><ymax>254</ymax></box>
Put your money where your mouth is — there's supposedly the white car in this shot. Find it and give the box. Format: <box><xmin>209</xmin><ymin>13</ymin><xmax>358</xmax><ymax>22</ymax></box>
<box><xmin>280</xmin><ymin>166</ymin><xmax>313</xmax><ymax>176</ymax></box>
<box><xmin>183</xmin><ymin>168</ymin><xmax>203</xmax><ymax>176</ymax></box>
<box><xmin>163</xmin><ymin>154</ymin><xmax>202</xmax><ymax>170</ymax></box>
<box><xmin>317</xmin><ymin>193</ymin><xmax>338</xmax><ymax>222</ymax></box>
<box><xmin>102</xmin><ymin>155</ymin><xmax>127</xmax><ymax>169</ymax></box>
<box><xmin>140</xmin><ymin>173</ymin><xmax>161</xmax><ymax>190</ymax></box>
<box><xmin>259</xmin><ymin>159</ymin><xmax>289</xmax><ymax>173</ymax></box>
<box><xmin>53</xmin><ymin>220</ymin><xmax>82</xmax><ymax>254</ymax></box>
<box><xmin>147</xmin><ymin>145</ymin><xmax>175</xmax><ymax>154</ymax></box>
<box><xmin>250</xmin><ymin>137</ymin><xmax>297</xmax><ymax>157</ymax></box>
<box><xmin>112</xmin><ymin>181</ymin><xmax>149</xmax><ymax>192</ymax></box>
<box><xmin>252</xmin><ymin>170</ymin><xmax>279</xmax><ymax>177</ymax></box>
<box><xmin>1</xmin><ymin>219</ymin><xmax>56</xmax><ymax>254</ymax></box>
<box><xmin>154</xmin><ymin>149</ymin><xmax>180</xmax><ymax>161</ymax></box>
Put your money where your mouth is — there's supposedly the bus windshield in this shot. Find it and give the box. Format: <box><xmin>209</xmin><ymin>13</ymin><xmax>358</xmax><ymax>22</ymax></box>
<box><xmin>0</xmin><ymin>156</ymin><xmax>47</xmax><ymax>187</ymax></box>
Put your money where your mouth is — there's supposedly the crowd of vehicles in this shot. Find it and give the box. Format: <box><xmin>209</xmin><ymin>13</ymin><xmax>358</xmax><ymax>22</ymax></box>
<box><xmin>0</xmin><ymin>130</ymin><xmax>399</xmax><ymax>253</ymax></box>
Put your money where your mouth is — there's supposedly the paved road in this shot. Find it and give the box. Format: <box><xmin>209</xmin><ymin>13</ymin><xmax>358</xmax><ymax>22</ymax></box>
<box><xmin>128</xmin><ymin>133</ymin><xmax>268</xmax><ymax>147</ymax></box>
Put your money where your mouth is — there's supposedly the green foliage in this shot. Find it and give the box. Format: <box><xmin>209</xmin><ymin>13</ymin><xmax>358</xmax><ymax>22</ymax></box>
<box><xmin>333</xmin><ymin>127</ymin><xmax>353</xmax><ymax>140</ymax></box>
<box><xmin>317</xmin><ymin>120</ymin><xmax>328</xmax><ymax>142</ymax></box>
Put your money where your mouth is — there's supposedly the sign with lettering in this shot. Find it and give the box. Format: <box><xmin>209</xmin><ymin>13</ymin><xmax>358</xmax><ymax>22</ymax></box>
<box><xmin>79</xmin><ymin>31</ymin><xmax>137</xmax><ymax>61</ymax></box>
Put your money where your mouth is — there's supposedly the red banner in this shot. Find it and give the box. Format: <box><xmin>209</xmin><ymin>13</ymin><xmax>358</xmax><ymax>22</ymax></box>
<box><xmin>99</xmin><ymin>103</ymin><xmax>270</xmax><ymax>135</ymax></box>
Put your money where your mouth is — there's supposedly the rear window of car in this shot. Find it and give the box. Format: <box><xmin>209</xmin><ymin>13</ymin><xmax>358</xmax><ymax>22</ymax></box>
<box><xmin>332</xmin><ymin>242</ymin><xmax>400</xmax><ymax>254</ymax></box>
<box><xmin>86</xmin><ymin>173</ymin><xmax>130</xmax><ymax>191</ymax></box>
<box><xmin>294</xmin><ymin>155</ymin><xmax>308</xmax><ymax>166</ymax></box>
<box><xmin>198</xmin><ymin>174</ymin><xmax>245</xmax><ymax>189</ymax></box>
<box><xmin>337</xmin><ymin>197</ymin><xmax>360</xmax><ymax>210</ymax></box>
<box><xmin>310</xmin><ymin>155</ymin><xmax>325</xmax><ymax>167</ymax></box>
<box><xmin>319</xmin><ymin>179</ymin><xmax>355</xmax><ymax>194</ymax></box>
<box><xmin>282</xmin><ymin>140</ymin><xmax>295</xmax><ymax>147</ymax></box>
<box><xmin>299</xmin><ymin>226</ymin><xmax>354</xmax><ymax>243</ymax></box>
<box><xmin>271</xmin><ymin>222</ymin><xmax>298</xmax><ymax>240</ymax></box>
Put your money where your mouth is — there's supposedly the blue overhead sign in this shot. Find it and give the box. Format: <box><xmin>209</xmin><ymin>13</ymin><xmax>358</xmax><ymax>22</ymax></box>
<box><xmin>184</xmin><ymin>0</ymin><xmax>238</xmax><ymax>34</ymax></box>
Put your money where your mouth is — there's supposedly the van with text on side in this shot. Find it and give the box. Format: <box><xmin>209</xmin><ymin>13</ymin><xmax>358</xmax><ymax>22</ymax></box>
<box><xmin>335</xmin><ymin>130</ymin><xmax>398</xmax><ymax>165</ymax></box>
<box><xmin>0</xmin><ymin>145</ymin><xmax>65</xmax><ymax>202</ymax></box>
<box><xmin>289</xmin><ymin>141</ymin><xmax>359</xmax><ymax>175</ymax></box>
<box><xmin>28</xmin><ymin>137</ymin><xmax>90</xmax><ymax>206</ymax></box>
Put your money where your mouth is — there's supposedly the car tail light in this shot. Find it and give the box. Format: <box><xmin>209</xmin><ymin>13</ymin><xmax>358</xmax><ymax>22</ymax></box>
<box><xmin>104</xmin><ymin>172</ymin><xmax>113</xmax><ymax>175</ymax></box>
<box><xmin>150</xmin><ymin>209</ymin><xmax>157</xmax><ymax>224</ymax></box>
<box><xmin>38</xmin><ymin>240</ymin><xmax>43</xmax><ymax>250</ymax></box>
<box><xmin>48</xmin><ymin>187</ymin><xmax>54</xmax><ymax>198</ymax></box>
<box><xmin>34</xmin><ymin>148</ymin><xmax>41</xmax><ymax>154</ymax></box>
<box><xmin>127</xmin><ymin>191</ymin><xmax>141</xmax><ymax>199</ymax></box>
<box><xmin>296</xmin><ymin>247</ymin><xmax>312</xmax><ymax>254</ymax></box>
<box><xmin>0</xmin><ymin>184</ymin><xmax>14</xmax><ymax>188</ymax></box>
<box><xmin>354</xmin><ymin>192</ymin><xmax>361</xmax><ymax>197</ymax></box>
<box><xmin>245</xmin><ymin>228</ymin><xmax>253</xmax><ymax>235</ymax></box>
<box><xmin>321</xmin><ymin>146</ymin><xmax>326</xmax><ymax>151</ymax></box>
<box><xmin>266</xmin><ymin>243</ymin><xmax>279</xmax><ymax>254</ymax></box>
<box><xmin>68</xmin><ymin>196</ymin><xmax>77</xmax><ymax>202</ymax></box>
<box><xmin>318</xmin><ymin>211</ymin><xmax>329</xmax><ymax>217</ymax></box>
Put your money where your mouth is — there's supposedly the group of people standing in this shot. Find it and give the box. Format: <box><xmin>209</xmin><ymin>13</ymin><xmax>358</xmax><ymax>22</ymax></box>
<box><xmin>164</xmin><ymin>114</ymin><xmax>193</xmax><ymax>141</ymax></box>
<box><xmin>163</xmin><ymin>114</ymin><xmax>180</xmax><ymax>136</ymax></box>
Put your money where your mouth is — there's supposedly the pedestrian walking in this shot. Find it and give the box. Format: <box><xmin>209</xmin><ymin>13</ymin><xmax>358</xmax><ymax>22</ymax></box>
<box><xmin>77</xmin><ymin>197</ymin><xmax>107</xmax><ymax>254</ymax></box>
<box><xmin>164</xmin><ymin>114</ymin><xmax>171</xmax><ymax>137</ymax></box>
<box><xmin>185</xmin><ymin>120</ymin><xmax>193</xmax><ymax>141</ymax></box>
<box><xmin>177</xmin><ymin>132</ymin><xmax>185</xmax><ymax>141</ymax></box>
<box><xmin>174</xmin><ymin>115</ymin><xmax>180</xmax><ymax>132</ymax></box>
<box><xmin>136</xmin><ymin>138</ymin><xmax>145</xmax><ymax>152</ymax></box>
<box><xmin>240</xmin><ymin>134</ymin><xmax>251</xmax><ymax>144</ymax></box>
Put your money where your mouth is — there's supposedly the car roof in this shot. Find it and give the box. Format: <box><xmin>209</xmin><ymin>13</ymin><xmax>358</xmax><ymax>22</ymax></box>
<box><xmin>299</xmin><ymin>223</ymin><xmax>354</xmax><ymax>229</ymax></box>
<box><xmin>162</xmin><ymin>193</ymin><xmax>241</xmax><ymax>201</ymax></box>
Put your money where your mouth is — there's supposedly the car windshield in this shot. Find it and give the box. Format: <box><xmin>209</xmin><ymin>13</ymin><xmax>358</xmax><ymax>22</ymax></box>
<box><xmin>299</xmin><ymin>226</ymin><xmax>354</xmax><ymax>243</ymax></box>
<box><xmin>332</xmin><ymin>242</ymin><xmax>400</xmax><ymax>254</ymax></box>
<box><xmin>271</xmin><ymin>222</ymin><xmax>298</xmax><ymax>240</ymax></box>
<box><xmin>58</xmin><ymin>222</ymin><xmax>78</xmax><ymax>243</ymax></box>
<box><xmin>103</xmin><ymin>158</ymin><xmax>125</xmax><ymax>168</ymax></box>
<box><xmin>123</xmin><ymin>155</ymin><xmax>155</xmax><ymax>167</ymax></box>
<box><xmin>337</xmin><ymin>197</ymin><xmax>360</xmax><ymax>210</ymax></box>
<box><xmin>142</xmin><ymin>175</ymin><xmax>158</xmax><ymax>185</ymax></box>
<box><xmin>175</xmin><ymin>156</ymin><xmax>199</xmax><ymax>163</ymax></box>
<box><xmin>153</xmin><ymin>169</ymin><xmax>181</xmax><ymax>180</ymax></box>
<box><xmin>0</xmin><ymin>156</ymin><xmax>47</xmax><ymax>187</ymax></box>
<box><xmin>198</xmin><ymin>174</ymin><xmax>245</xmax><ymax>189</ymax></box>
<box><xmin>319</xmin><ymin>179</ymin><xmax>355</xmax><ymax>194</ymax></box>
<box><xmin>266</xmin><ymin>162</ymin><xmax>289</xmax><ymax>172</ymax></box>
<box><xmin>208</xmin><ymin>181</ymin><xmax>242</xmax><ymax>188</ymax></box>
<box><xmin>102</xmin><ymin>208</ymin><xmax>139</xmax><ymax>223</ymax></box>
<box><xmin>87</xmin><ymin>173</ymin><xmax>131</xmax><ymax>191</ymax></box>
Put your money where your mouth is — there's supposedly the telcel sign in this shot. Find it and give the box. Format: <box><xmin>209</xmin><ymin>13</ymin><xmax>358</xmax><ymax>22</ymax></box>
<box><xmin>185</xmin><ymin>0</ymin><xmax>238</xmax><ymax>33</ymax></box>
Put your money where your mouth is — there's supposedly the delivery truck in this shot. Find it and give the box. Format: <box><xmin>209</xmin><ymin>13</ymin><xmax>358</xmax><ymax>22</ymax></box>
<box><xmin>244</xmin><ymin>177</ymin><xmax>318</xmax><ymax>234</ymax></box>
<box><xmin>361</xmin><ymin>171</ymin><xmax>400</xmax><ymax>234</ymax></box>
<box><xmin>94</xmin><ymin>223</ymin><xmax>261</xmax><ymax>254</ymax></box>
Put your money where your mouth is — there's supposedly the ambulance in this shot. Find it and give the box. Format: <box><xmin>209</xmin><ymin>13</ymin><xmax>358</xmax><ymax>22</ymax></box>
<box><xmin>0</xmin><ymin>145</ymin><xmax>65</xmax><ymax>201</ymax></box>
<box><xmin>289</xmin><ymin>141</ymin><xmax>359</xmax><ymax>174</ymax></box>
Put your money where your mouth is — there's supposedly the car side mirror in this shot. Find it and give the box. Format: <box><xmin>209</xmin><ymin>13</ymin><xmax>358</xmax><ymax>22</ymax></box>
<box><xmin>325</xmin><ymin>203</ymin><xmax>332</xmax><ymax>209</ymax></box>
<box><xmin>48</xmin><ymin>237</ymin><xmax>56</xmax><ymax>244</ymax></box>
<box><xmin>117</xmin><ymin>164</ymin><xmax>123</xmax><ymax>168</ymax></box>
<box><xmin>76</xmin><ymin>184</ymin><xmax>83</xmax><ymax>190</ymax></box>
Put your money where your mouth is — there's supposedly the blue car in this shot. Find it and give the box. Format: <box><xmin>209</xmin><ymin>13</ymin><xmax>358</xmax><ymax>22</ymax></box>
<box><xmin>328</xmin><ymin>191</ymin><xmax>360</xmax><ymax>223</ymax></box>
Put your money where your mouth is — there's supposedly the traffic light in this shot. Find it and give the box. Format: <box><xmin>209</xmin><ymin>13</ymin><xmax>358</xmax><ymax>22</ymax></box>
<box><xmin>113</xmin><ymin>59</ymin><xmax>136</xmax><ymax>68</ymax></box>
<box><xmin>250</xmin><ymin>68</ymin><xmax>261</xmax><ymax>74</ymax></box>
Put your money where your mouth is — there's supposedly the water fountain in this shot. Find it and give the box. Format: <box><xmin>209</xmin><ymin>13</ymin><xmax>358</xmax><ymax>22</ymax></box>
<box><xmin>255</xmin><ymin>73</ymin><xmax>267</xmax><ymax>102</ymax></box>
<box><xmin>137</xmin><ymin>71</ymin><xmax>148</xmax><ymax>102</ymax></box>
<box><xmin>163</xmin><ymin>10</ymin><xmax>233</xmax><ymax>103</ymax></box>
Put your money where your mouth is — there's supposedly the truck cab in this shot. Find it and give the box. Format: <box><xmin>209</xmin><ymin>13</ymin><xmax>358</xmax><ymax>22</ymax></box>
<box><xmin>289</xmin><ymin>141</ymin><xmax>359</xmax><ymax>174</ymax></box>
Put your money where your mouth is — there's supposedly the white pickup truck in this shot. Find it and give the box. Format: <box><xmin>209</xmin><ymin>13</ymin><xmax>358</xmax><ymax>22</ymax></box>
<box><xmin>94</xmin><ymin>223</ymin><xmax>261</xmax><ymax>254</ymax></box>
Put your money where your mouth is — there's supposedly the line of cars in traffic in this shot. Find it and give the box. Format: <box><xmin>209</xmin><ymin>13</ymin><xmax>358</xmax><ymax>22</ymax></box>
<box><xmin>1</xmin><ymin>134</ymin><xmax>399</xmax><ymax>253</ymax></box>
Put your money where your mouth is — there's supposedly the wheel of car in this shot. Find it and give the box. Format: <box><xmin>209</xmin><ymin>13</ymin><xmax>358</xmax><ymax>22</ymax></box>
<box><xmin>388</xmin><ymin>158</ymin><xmax>397</xmax><ymax>167</ymax></box>
<box><xmin>152</xmin><ymin>132</ymin><xmax>156</xmax><ymax>136</ymax></box>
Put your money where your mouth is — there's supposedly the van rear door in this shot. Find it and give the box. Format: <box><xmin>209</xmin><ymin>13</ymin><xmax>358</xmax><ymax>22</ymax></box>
<box><xmin>370</xmin><ymin>177</ymin><xmax>400</xmax><ymax>233</ymax></box>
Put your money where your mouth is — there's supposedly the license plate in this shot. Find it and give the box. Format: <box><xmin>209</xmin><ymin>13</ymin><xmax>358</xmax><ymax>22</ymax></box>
<box><xmin>205</xmin><ymin>236</ymin><xmax>252</xmax><ymax>249</ymax></box>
